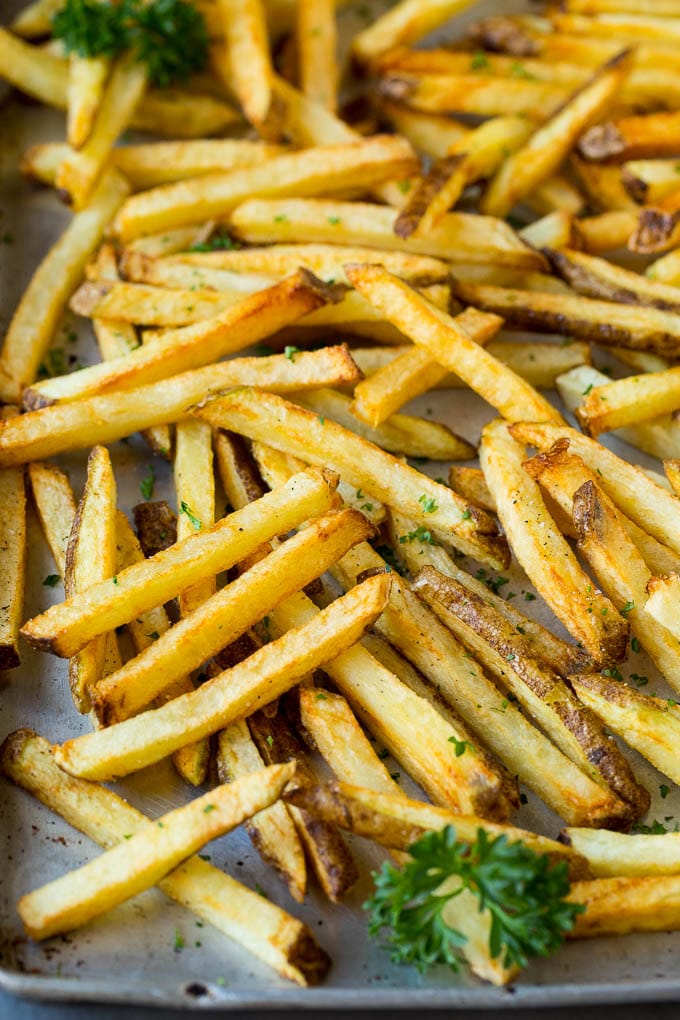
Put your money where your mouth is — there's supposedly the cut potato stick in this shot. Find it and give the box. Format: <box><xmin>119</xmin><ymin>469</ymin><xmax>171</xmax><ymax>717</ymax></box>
<box><xmin>578</xmin><ymin>110</ymin><xmax>680</xmax><ymax>164</ymax></box>
<box><xmin>175</xmin><ymin>420</ymin><xmax>216</xmax><ymax>616</ymax></box>
<box><xmin>297</xmin><ymin>0</ymin><xmax>337</xmax><ymax>111</ymax></box>
<box><xmin>665</xmin><ymin>459</ymin><xmax>680</xmax><ymax>496</ymax></box>
<box><xmin>56</xmin><ymin>57</ymin><xmax>148</xmax><ymax>210</ymax></box>
<box><xmin>569</xmin><ymin>156</ymin><xmax>635</xmax><ymax>212</ymax></box>
<box><xmin>352</xmin><ymin>0</ymin><xmax>476</xmax><ymax>65</ymax></box>
<box><xmin>481</xmin><ymin>52</ymin><xmax>630</xmax><ymax>218</ymax></box>
<box><xmin>565</xmin><ymin>0</ymin><xmax>680</xmax><ymax>12</ymax></box>
<box><xmin>248</xmin><ymin>710</ymin><xmax>358</xmax><ymax>902</ymax></box>
<box><xmin>647</xmin><ymin>247</ymin><xmax>680</xmax><ymax>285</ymax></box>
<box><xmin>217</xmin><ymin>721</ymin><xmax>306</xmax><ymax>902</ymax></box>
<box><xmin>218</xmin><ymin>0</ymin><xmax>272</xmax><ymax>127</ymax></box>
<box><xmin>0</xmin><ymin>169</ymin><xmax>129</xmax><ymax>404</ymax></box>
<box><xmin>388</xmin><ymin>510</ymin><xmax>588</xmax><ymax>678</ymax></box>
<box><xmin>331</xmin><ymin>542</ymin><xmax>628</xmax><ymax>827</ymax></box>
<box><xmin>54</xmin><ymin>573</ymin><xmax>391</xmax><ymax>780</ymax></box>
<box><xmin>21</xmin><ymin>271</ymin><xmax>330</xmax><ymax>404</ymax></box>
<box><xmin>164</xmin><ymin>243</ymin><xmax>448</xmax><ymax>285</ymax></box>
<box><xmin>447</xmin><ymin>467</ymin><xmax>496</xmax><ymax>512</ymax></box>
<box><xmin>528</xmin><ymin>174</ymin><xmax>586</xmax><ymax>217</ymax></box>
<box><xmin>571</xmin><ymin>674</ymin><xmax>680</xmax><ymax>787</ymax></box>
<box><xmin>67</xmin><ymin>56</ymin><xmax>108</xmax><ymax>150</ymax></box>
<box><xmin>194</xmin><ymin>388</ymin><xmax>509</xmax><ymax>568</ymax></box>
<box><xmin>519</xmin><ymin>210</ymin><xmax>581</xmax><ymax>251</ymax></box>
<box><xmin>562</xmin><ymin>828</ymin><xmax>680</xmax><ymax>879</ymax></box>
<box><xmin>0</xmin><ymin>408</ymin><xmax>26</xmax><ymax>670</ymax></box>
<box><xmin>113</xmin><ymin>136</ymin><xmax>417</xmax><ymax>240</ymax></box>
<box><xmin>267</xmin><ymin>592</ymin><xmax>516</xmax><ymax>821</ymax></box>
<box><xmin>578</xmin><ymin>209</ymin><xmax>637</xmax><ymax>253</ymax></box>
<box><xmin>95</xmin><ymin>508</ymin><xmax>372</xmax><ymax>723</ymax></box>
<box><xmin>546</xmin><ymin>246</ymin><xmax>680</xmax><ymax>312</ymax></box>
<box><xmin>22</xmin><ymin>469</ymin><xmax>336</xmax><ymax>655</ymax></box>
<box><xmin>550</xmin><ymin>12</ymin><xmax>680</xmax><ymax>45</ymax></box>
<box><xmin>287</xmin><ymin>780</ymin><xmax>588</xmax><ymax>874</ymax></box>
<box><xmin>623</xmin><ymin>159</ymin><xmax>680</xmax><ymax>205</ymax></box>
<box><xmin>345</xmin><ymin>263</ymin><xmax>561</xmax><ymax>424</ymax></box>
<box><xmin>293</xmin><ymin>387</ymin><xmax>475</xmax><ymax>461</ymax></box>
<box><xmin>509</xmin><ymin>421</ymin><xmax>680</xmax><ymax>555</ymax></box>
<box><xmin>64</xmin><ymin>447</ymin><xmax>117</xmax><ymax>713</ymax></box>
<box><xmin>28</xmin><ymin>462</ymin><xmax>76</xmax><ymax>580</ymax></box>
<box><xmin>577</xmin><ymin>368</ymin><xmax>680</xmax><ymax>436</ymax></box>
<box><xmin>0</xmin><ymin>730</ymin><xmax>329</xmax><ymax>984</ymax></box>
<box><xmin>3</xmin><ymin>348</ymin><xmax>359</xmax><ymax>465</ymax></box>
<box><xmin>569</xmin><ymin>874</ymin><xmax>680</xmax><ymax>939</ymax></box>
<box><xmin>379</xmin><ymin>72</ymin><xmax>565</xmax><ymax>120</ymax></box>
<box><xmin>412</xmin><ymin>566</ymin><xmax>648</xmax><ymax>822</ymax></box>
<box><xmin>646</xmin><ymin>574</ymin><xmax>680</xmax><ymax>643</ymax></box>
<box><xmin>72</xmin><ymin>280</ymin><xmax>246</xmax><ymax>326</ymax></box>
<box><xmin>450</xmin><ymin>281</ymin><xmax>680</xmax><ymax>358</ymax></box>
<box><xmin>229</xmin><ymin>198</ymin><xmax>545</xmax><ymax>268</ymax></box>
<box><xmin>379</xmin><ymin>101</ymin><xmax>470</xmax><ymax>158</ymax></box>
<box><xmin>351</xmin><ymin>347</ymin><xmax>450</xmax><ymax>428</ymax></box>
<box><xmin>17</xmin><ymin>761</ymin><xmax>294</xmax><ymax>940</ymax></box>
<box><xmin>11</xmin><ymin>0</ymin><xmax>63</xmax><ymax>36</ymax></box>
<box><xmin>558</xmin><ymin>364</ymin><xmax>680</xmax><ymax>464</ymax></box>
<box><xmin>480</xmin><ymin>419</ymin><xmax>628</xmax><ymax>665</ymax></box>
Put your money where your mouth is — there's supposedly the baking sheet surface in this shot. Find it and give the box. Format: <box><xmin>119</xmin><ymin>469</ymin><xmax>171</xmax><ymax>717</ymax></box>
<box><xmin>3</xmin><ymin>0</ymin><xmax>680</xmax><ymax>1008</ymax></box>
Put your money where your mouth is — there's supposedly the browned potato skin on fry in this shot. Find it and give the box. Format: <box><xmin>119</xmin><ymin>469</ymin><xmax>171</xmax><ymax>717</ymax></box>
<box><xmin>133</xmin><ymin>501</ymin><xmax>177</xmax><ymax>559</ymax></box>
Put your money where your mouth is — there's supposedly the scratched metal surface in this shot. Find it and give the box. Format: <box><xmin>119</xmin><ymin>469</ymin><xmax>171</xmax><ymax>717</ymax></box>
<box><xmin>3</xmin><ymin>0</ymin><xmax>680</xmax><ymax>1009</ymax></box>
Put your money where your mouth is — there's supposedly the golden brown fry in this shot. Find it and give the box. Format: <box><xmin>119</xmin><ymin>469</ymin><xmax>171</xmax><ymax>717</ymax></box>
<box><xmin>352</xmin><ymin>0</ymin><xmax>476</xmax><ymax>65</ymax></box>
<box><xmin>297</xmin><ymin>0</ymin><xmax>337</xmax><ymax>111</ymax></box>
<box><xmin>29</xmin><ymin>462</ymin><xmax>76</xmax><ymax>579</ymax></box>
<box><xmin>546</xmin><ymin>246</ymin><xmax>680</xmax><ymax>312</ymax></box>
<box><xmin>578</xmin><ymin>209</ymin><xmax>638</xmax><ymax>252</ymax></box>
<box><xmin>664</xmin><ymin>458</ymin><xmax>680</xmax><ymax>496</ymax></box>
<box><xmin>345</xmin><ymin>263</ymin><xmax>561</xmax><ymax>424</ymax></box>
<box><xmin>562</xmin><ymin>827</ymin><xmax>680</xmax><ymax>879</ymax></box>
<box><xmin>0</xmin><ymin>408</ymin><xmax>26</xmax><ymax>670</ymax></box>
<box><xmin>481</xmin><ymin>419</ymin><xmax>628</xmax><ymax>665</ymax></box>
<box><xmin>379</xmin><ymin>71</ymin><xmax>564</xmax><ymax>119</ymax></box>
<box><xmin>194</xmin><ymin>387</ymin><xmax>509</xmax><ymax>568</ymax></box>
<box><xmin>53</xmin><ymin>573</ymin><xmax>391</xmax><ymax>781</ymax></box>
<box><xmin>623</xmin><ymin>159</ymin><xmax>680</xmax><ymax>205</ymax></box>
<box><xmin>481</xmin><ymin>52</ymin><xmax>630</xmax><ymax>218</ymax></box>
<box><xmin>0</xmin><ymin>170</ymin><xmax>129</xmax><ymax>404</ymax></box>
<box><xmin>412</xmin><ymin>566</ymin><xmax>647</xmax><ymax>823</ymax></box>
<box><xmin>577</xmin><ymin>367</ymin><xmax>680</xmax><ymax>436</ymax></box>
<box><xmin>570</xmin><ymin>155</ymin><xmax>635</xmax><ymax>212</ymax></box>
<box><xmin>67</xmin><ymin>55</ymin><xmax>108</xmax><ymax>150</ymax></box>
<box><xmin>0</xmin><ymin>730</ymin><xmax>329</xmax><ymax>984</ymax></box>
<box><xmin>578</xmin><ymin>110</ymin><xmax>680</xmax><ymax>164</ymax></box>
<box><xmin>569</xmin><ymin>873</ymin><xmax>680</xmax><ymax>939</ymax></box>
<box><xmin>17</xmin><ymin>762</ymin><xmax>294</xmax><ymax>940</ymax></box>
<box><xmin>379</xmin><ymin>101</ymin><xmax>470</xmax><ymax>158</ymax></box>
<box><xmin>218</xmin><ymin>0</ymin><xmax>273</xmax><ymax>126</ymax></box>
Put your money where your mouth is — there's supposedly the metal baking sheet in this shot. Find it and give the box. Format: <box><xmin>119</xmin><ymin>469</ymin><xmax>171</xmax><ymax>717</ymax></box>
<box><xmin>3</xmin><ymin>0</ymin><xmax>680</xmax><ymax>1008</ymax></box>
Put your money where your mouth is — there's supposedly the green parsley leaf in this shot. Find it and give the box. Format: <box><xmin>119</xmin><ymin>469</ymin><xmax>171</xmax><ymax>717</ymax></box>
<box><xmin>631</xmin><ymin>636</ymin><xmax>641</xmax><ymax>652</ymax></box>
<box><xmin>139</xmin><ymin>463</ymin><xmax>155</xmax><ymax>500</ymax></box>
<box><xmin>620</xmin><ymin>600</ymin><xmax>635</xmax><ymax>616</ymax></box>
<box><xmin>180</xmin><ymin>501</ymin><xmax>202</xmax><ymax>530</ymax></box>
<box><xmin>327</xmin><ymin>216</ymin><xmax>341</xmax><ymax>225</ymax></box>
<box><xmin>418</xmin><ymin>493</ymin><xmax>438</xmax><ymax>514</ymax></box>
<box><xmin>448</xmin><ymin>737</ymin><xmax>475</xmax><ymax>758</ymax></box>
<box><xmin>173</xmin><ymin>928</ymin><xmax>185</xmax><ymax>951</ymax></box>
<box><xmin>470</xmin><ymin>50</ymin><xmax>489</xmax><ymax>70</ymax></box>
<box><xmin>399</xmin><ymin>525</ymin><xmax>434</xmax><ymax>546</ymax></box>
<box><xmin>284</xmin><ymin>345</ymin><xmax>302</xmax><ymax>361</ymax></box>
<box><xmin>203</xmin><ymin>804</ymin><xmax>216</xmax><ymax>813</ymax></box>
<box><xmin>43</xmin><ymin>574</ymin><xmax>61</xmax><ymax>587</ymax></box>
<box><xmin>660</xmin><ymin>784</ymin><xmax>671</xmax><ymax>799</ymax></box>
<box><xmin>189</xmin><ymin>229</ymin><xmax>241</xmax><ymax>252</ymax></box>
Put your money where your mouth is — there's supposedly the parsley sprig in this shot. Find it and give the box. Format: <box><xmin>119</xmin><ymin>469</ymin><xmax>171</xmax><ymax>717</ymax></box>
<box><xmin>365</xmin><ymin>825</ymin><xmax>583</xmax><ymax>973</ymax></box>
<box><xmin>52</xmin><ymin>0</ymin><xmax>208</xmax><ymax>88</ymax></box>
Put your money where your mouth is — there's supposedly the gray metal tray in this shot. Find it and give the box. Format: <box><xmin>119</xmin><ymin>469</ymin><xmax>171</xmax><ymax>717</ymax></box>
<box><xmin>3</xmin><ymin>0</ymin><xmax>680</xmax><ymax>1008</ymax></box>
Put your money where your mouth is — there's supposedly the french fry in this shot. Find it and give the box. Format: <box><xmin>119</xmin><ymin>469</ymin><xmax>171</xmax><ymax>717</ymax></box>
<box><xmin>646</xmin><ymin>574</ymin><xmax>680</xmax><ymax>644</ymax></box>
<box><xmin>379</xmin><ymin>101</ymin><xmax>470</xmax><ymax>158</ymax></box>
<box><xmin>0</xmin><ymin>26</ymin><xmax>69</xmax><ymax>107</ymax></box>
<box><xmin>113</xmin><ymin>136</ymin><xmax>417</xmax><ymax>240</ymax></box>
<box><xmin>528</xmin><ymin>174</ymin><xmax>586</xmax><ymax>217</ymax></box>
<box><xmin>345</xmin><ymin>263</ymin><xmax>562</xmax><ymax>425</ymax></box>
<box><xmin>297</xmin><ymin>0</ymin><xmax>337</xmax><ymax>111</ymax></box>
<box><xmin>576</xmin><ymin>367</ymin><xmax>680</xmax><ymax>437</ymax></box>
<box><xmin>481</xmin><ymin>52</ymin><xmax>630</xmax><ymax>218</ymax></box>
<box><xmin>54</xmin><ymin>572</ymin><xmax>391</xmax><ymax>780</ymax></box>
<box><xmin>11</xmin><ymin>0</ymin><xmax>64</xmax><ymax>36</ymax></box>
<box><xmin>174</xmin><ymin>420</ymin><xmax>216</xmax><ymax>616</ymax></box>
<box><xmin>0</xmin><ymin>169</ymin><xmax>129</xmax><ymax>404</ymax></box>
<box><xmin>519</xmin><ymin>210</ymin><xmax>581</xmax><ymax>251</ymax></box>
<box><xmin>394</xmin><ymin>116</ymin><xmax>533</xmax><ymax>239</ymax></box>
<box><xmin>94</xmin><ymin>508</ymin><xmax>373</xmax><ymax>723</ymax></box>
<box><xmin>331</xmin><ymin>542</ymin><xmax>628</xmax><ymax>827</ymax></box>
<box><xmin>388</xmin><ymin>509</ymin><xmax>588</xmax><ymax>678</ymax></box>
<box><xmin>293</xmin><ymin>387</ymin><xmax>475</xmax><ymax>460</ymax></box>
<box><xmin>571</xmin><ymin>674</ymin><xmax>680</xmax><ymax>787</ymax></box>
<box><xmin>194</xmin><ymin>388</ymin><xmax>509</xmax><ymax>568</ymax></box>
<box><xmin>22</xmin><ymin>271</ymin><xmax>330</xmax><ymax>405</ymax></box>
<box><xmin>546</xmin><ymin>246</ymin><xmax>680</xmax><ymax>312</ymax></box>
<box><xmin>622</xmin><ymin>159</ymin><xmax>680</xmax><ymax>205</ymax></box>
<box><xmin>2</xmin><ymin>348</ymin><xmax>359</xmax><ymax>465</ymax></box>
<box><xmin>67</xmin><ymin>56</ymin><xmax>109</xmax><ymax>150</ymax></box>
<box><xmin>665</xmin><ymin>458</ymin><xmax>680</xmax><ymax>496</ymax></box>
<box><xmin>266</xmin><ymin>590</ymin><xmax>516</xmax><ymax>822</ymax></box>
<box><xmin>126</xmin><ymin>224</ymin><xmax>215</xmax><ymax>257</ymax></box>
<box><xmin>448</xmin><ymin>466</ymin><xmax>496</xmax><ymax>513</ymax></box>
<box><xmin>56</xmin><ymin>57</ymin><xmax>148</xmax><ymax>210</ymax></box>
<box><xmin>229</xmin><ymin>198</ymin><xmax>545</xmax><ymax>268</ymax></box>
<box><xmin>578</xmin><ymin>110</ymin><xmax>680</xmax><ymax>164</ymax></box>
<box><xmin>72</xmin><ymin>279</ymin><xmax>245</xmax><ymax>326</ymax></box>
<box><xmin>569</xmin><ymin>873</ymin><xmax>680</xmax><ymax>939</ymax></box>
<box><xmin>647</xmin><ymin>246</ymin><xmax>680</xmax><ymax>285</ymax></box>
<box><xmin>554</xmin><ymin>365</ymin><xmax>676</xmax><ymax>461</ymax></box>
<box><xmin>577</xmin><ymin>209</ymin><xmax>638</xmax><ymax>252</ymax></box>
<box><xmin>509</xmin><ymin>421</ymin><xmax>680</xmax><ymax>555</ymax></box>
<box><xmin>218</xmin><ymin>0</ymin><xmax>273</xmax><ymax>126</ymax></box>
<box><xmin>0</xmin><ymin>730</ymin><xmax>329</xmax><ymax>984</ymax></box>
<box><xmin>379</xmin><ymin>71</ymin><xmax>564</xmax><ymax>119</ymax></box>
<box><xmin>217</xmin><ymin>721</ymin><xmax>306</xmax><ymax>902</ymax></box>
<box><xmin>569</xmin><ymin>155</ymin><xmax>635</xmax><ymax>212</ymax></box>
<box><xmin>480</xmin><ymin>419</ymin><xmax>628</xmax><ymax>665</ymax></box>
<box><xmin>163</xmin><ymin>243</ymin><xmax>448</xmax><ymax>285</ymax></box>
<box><xmin>352</xmin><ymin>0</ymin><xmax>476</xmax><ymax>65</ymax></box>
<box><xmin>28</xmin><ymin>462</ymin><xmax>76</xmax><ymax>579</ymax></box>
<box><xmin>412</xmin><ymin>566</ymin><xmax>648</xmax><ymax>823</ymax></box>
<box><xmin>565</xmin><ymin>0</ymin><xmax>680</xmax><ymax>12</ymax></box>
<box><xmin>562</xmin><ymin>828</ymin><xmax>680</xmax><ymax>879</ymax></box>
<box><xmin>17</xmin><ymin>761</ymin><xmax>295</xmax><ymax>940</ymax></box>
<box><xmin>22</xmin><ymin>469</ymin><xmax>336</xmax><ymax>655</ymax></box>
<box><xmin>0</xmin><ymin>409</ymin><xmax>26</xmax><ymax>670</ymax></box>
<box><xmin>450</xmin><ymin>280</ymin><xmax>680</xmax><ymax>358</ymax></box>
<box><xmin>64</xmin><ymin>447</ymin><xmax>117</xmax><ymax>713</ymax></box>
<box><xmin>287</xmin><ymin>781</ymin><xmax>588</xmax><ymax>881</ymax></box>
<box><xmin>113</xmin><ymin>139</ymin><xmax>285</xmax><ymax>189</ymax></box>
<box><xmin>248</xmin><ymin>709</ymin><xmax>359</xmax><ymax>902</ymax></box>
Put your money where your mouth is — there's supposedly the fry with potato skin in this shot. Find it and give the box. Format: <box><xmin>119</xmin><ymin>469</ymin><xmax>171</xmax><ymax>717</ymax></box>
<box><xmin>411</xmin><ymin>566</ymin><xmax>648</xmax><ymax>823</ymax></box>
<box><xmin>0</xmin><ymin>409</ymin><xmax>26</xmax><ymax>671</ymax></box>
<box><xmin>194</xmin><ymin>387</ymin><xmax>509</xmax><ymax>568</ymax></box>
<box><xmin>562</xmin><ymin>828</ymin><xmax>680</xmax><ymax>879</ymax></box>
<box><xmin>0</xmin><ymin>730</ymin><xmax>329</xmax><ymax>984</ymax></box>
<box><xmin>545</xmin><ymin>246</ymin><xmax>680</xmax><ymax>313</ymax></box>
<box><xmin>569</xmin><ymin>874</ymin><xmax>680</xmax><ymax>940</ymax></box>
<box><xmin>22</xmin><ymin>469</ymin><xmax>338</xmax><ymax>656</ymax></box>
<box><xmin>576</xmin><ymin>367</ymin><xmax>680</xmax><ymax>436</ymax></box>
<box><xmin>218</xmin><ymin>0</ymin><xmax>273</xmax><ymax>126</ymax></box>
<box><xmin>480</xmin><ymin>420</ymin><xmax>628</xmax><ymax>666</ymax></box>
<box><xmin>17</xmin><ymin>762</ymin><xmax>295</xmax><ymax>940</ymax></box>
<box><xmin>345</xmin><ymin>264</ymin><xmax>562</xmax><ymax>425</ymax></box>
<box><xmin>54</xmin><ymin>573</ymin><xmax>391</xmax><ymax>780</ymax></box>
<box><xmin>352</xmin><ymin>0</ymin><xmax>477</xmax><ymax>65</ymax></box>
<box><xmin>29</xmin><ymin>462</ymin><xmax>76</xmax><ymax>579</ymax></box>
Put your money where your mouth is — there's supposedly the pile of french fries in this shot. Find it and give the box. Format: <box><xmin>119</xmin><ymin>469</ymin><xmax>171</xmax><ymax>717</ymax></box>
<box><xmin>7</xmin><ymin>0</ymin><xmax>680</xmax><ymax>994</ymax></box>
